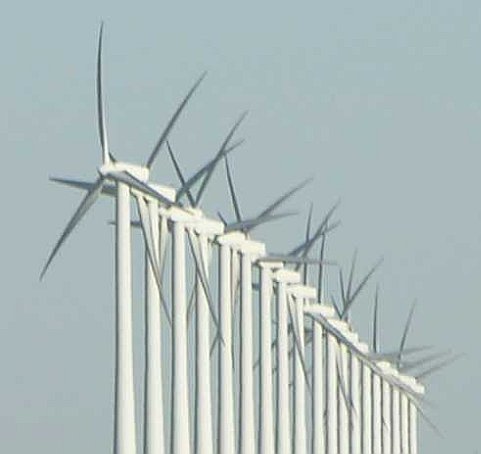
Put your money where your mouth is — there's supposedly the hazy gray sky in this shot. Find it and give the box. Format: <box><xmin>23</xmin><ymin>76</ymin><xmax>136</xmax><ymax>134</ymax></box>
<box><xmin>1</xmin><ymin>1</ymin><xmax>480</xmax><ymax>452</ymax></box>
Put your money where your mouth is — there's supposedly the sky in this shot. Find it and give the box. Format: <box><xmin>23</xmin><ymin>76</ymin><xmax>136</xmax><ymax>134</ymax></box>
<box><xmin>1</xmin><ymin>1</ymin><xmax>481</xmax><ymax>452</ymax></box>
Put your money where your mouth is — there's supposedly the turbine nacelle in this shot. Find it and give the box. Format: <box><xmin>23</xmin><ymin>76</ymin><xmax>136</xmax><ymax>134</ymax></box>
<box><xmin>99</xmin><ymin>161</ymin><xmax>150</xmax><ymax>182</ymax></box>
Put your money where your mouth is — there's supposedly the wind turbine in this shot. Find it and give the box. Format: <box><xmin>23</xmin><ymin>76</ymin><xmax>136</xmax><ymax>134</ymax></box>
<box><xmin>167</xmin><ymin>113</ymin><xmax>247</xmax><ymax>208</ymax></box>
<box><xmin>40</xmin><ymin>24</ymin><xmax>205</xmax><ymax>454</ymax></box>
<box><xmin>163</xmin><ymin>117</ymin><xmax>247</xmax><ymax>454</ymax></box>
<box><xmin>337</xmin><ymin>252</ymin><xmax>383</xmax><ymax>322</ymax></box>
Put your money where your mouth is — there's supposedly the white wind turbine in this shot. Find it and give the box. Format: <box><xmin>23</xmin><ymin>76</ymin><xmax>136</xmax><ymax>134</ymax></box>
<box><xmin>40</xmin><ymin>24</ymin><xmax>205</xmax><ymax>454</ymax></box>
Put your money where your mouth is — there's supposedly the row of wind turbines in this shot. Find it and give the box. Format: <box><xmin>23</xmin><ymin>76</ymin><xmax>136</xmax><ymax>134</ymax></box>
<box><xmin>41</xmin><ymin>25</ymin><xmax>457</xmax><ymax>454</ymax></box>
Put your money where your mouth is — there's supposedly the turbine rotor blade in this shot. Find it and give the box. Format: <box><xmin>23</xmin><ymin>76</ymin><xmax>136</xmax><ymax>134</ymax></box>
<box><xmin>224</xmin><ymin>211</ymin><xmax>297</xmax><ymax>234</ymax></box>
<box><xmin>158</xmin><ymin>215</ymin><xmax>169</xmax><ymax>282</ymax></box>
<box><xmin>186</xmin><ymin>229</ymin><xmax>223</xmax><ymax>342</ymax></box>
<box><xmin>289</xmin><ymin>199</ymin><xmax>341</xmax><ymax>257</ymax></box>
<box><xmin>330</xmin><ymin>294</ymin><xmax>342</xmax><ymax>318</ymax></box>
<box><xmin>96</xmin><ymin>22</ymin><xmax>109</xmax><ymax>164</ymax></box>
<box><xmin>217</xmin><ymin>211</ymin><xmax>228</xmax><ymax>225</ymax></box>
<box><xmin>146</xmin><ymin>72</ymin><xmax>207</xmax><ymax>169</ymax></box>
<box><xmin>135</xmin><ymin>195</ymin><xmax>172</xmax><ymax>326</ymax></box>
<box><xmin>341</xmin><ymin>257</ymin><xmax>383</xmax><ymax>320</ymax></box>
<box><xmin>258</xmin><ymin>254</ymin><xmax>335</xmax><ymax>266</ymax></box>
<box><xmin>346</xmin><ymin>249</ymin><xmax>358</xmax><ymax>301</ymax></box>
<box><xmin>339</xmin><ymin>268</ymin><xmax>347</xmax><ymax>311</ymax></box>
<box><xmin>176</xmin><ymin>138</ymin><xmax>244</xmax><ymax>202</ymax></box>
<box><xmin>411</xmin><ymin>400</ymin><xmax>443</xmax><ymax>438</ymax></box>
<box><xmin>166</xmin><ymin>141</ymin><xmax>196</xmax><ymax>206</ymax></box>
<box><xmin>369</xmin><ymin>345</ymin><xmax>433</xmax><ymax>360</ymax></box>
<box><xmin>187</xmin><ymin>283</ymin><xmax>197</xmax><ymax>326</ymax></box>
<box><xmin>257</xmin><ymin>177</ymin><xmax>313</xmax><ymax>219</ymax></box>
<box><xmin>336</xmin><ymin>347</ymin><xmax>355</xmax><ymax>414</ymax></box>
<box><xmin>51</xmin><ymin>176</ymin><xmax>117</xmax><ymax>196</ymax></box>
<box><xmin>195</xmin><ymin>112</ymin><xmax>248</xmax><ymax>206</ymax></box>
<box><xmin>287</xmin><ymin>294</ymin><xmax>312</xmax><ymax>393</ymax></box>
<box><xmin>108</xmin><ymin>170</ymin><xmax>178</xmax><ymax>208</ymax></box>
<box><xmin>317</xmin><ymin>233</ymin><xmax>327</xmax><ymax>303</ymax></box>
<box><xmin>400</xmin><ymin>350</ymin><xmax>452</xmax><ymax>372</ymax></box>
<box><xmin>303</xmin><ymin>203</ymin><xmax>314</xmax><ymax>285</ymax></box>
<box><xmin>397</xmin><ymin>300</ymin><xmax>417</xmax><ymax>367</ymax></box>
<box><xmin>40</xmin><ymin>176</ymin><xmax>105</xmax><ymax>279</ymax></box>
<box><xmin>373</xmin><ymin>284</ymin><xmax>379</xmax><ymax>353</ymax></box>
<box><xmin>415</xmin><ymin>353</ymin><xmax>463</xmax><ymax>380</ymax></box>
<box><xmin>224</xmin><ymin>155</ymin><xmax>242</xmax><ymax>223</ymax></box>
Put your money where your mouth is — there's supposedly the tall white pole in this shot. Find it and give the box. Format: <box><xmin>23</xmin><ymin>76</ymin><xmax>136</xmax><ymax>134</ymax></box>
<box><xmin>409</xmin><ymin>399</ymin><xmax>418</xmax><ymax>454</ymax></box>
<box><xmin>115</xmin><ymin>181</ymin><xmax>137</xmax><ymax>454</ymax></box>
<box><xmin>170</xmin><ymin>218</ymin><xmax>191</xmax><ymax>454</ymax></box>
<box><xmin>144</xmin><ymin>200</ymin><xmax>164</xmax><ymax>454</ymax></box>
<box><xmin>312</xmin><ymin>318</ymin><xmax>324</xmax><ymax>454</ymax></box>
<box><xmin>293</xmin><ymin>293</ymin><xmax>307</xmax><ymax>454</ymax></box>
<box><xmin>372</xmin><ymin>372</ymin><xmax>382</xmax><ymax>454</ymax></box>
<box><xmin>338</xmin><ymin>343</ymin><xmax>349</xmax><ymax>454</ymax></box>
<box><xmin>238</xmin><ymin>240</ymin><xmax>264</xmax><ymax>454</ymax></box>
<box><xmin>350</xmin><ymin>354</ymin><xmax>361</xmax><ymax>454</ymax></box>
<box><xmin>382</xmin><ymin>378</ymin><xmax>392</xmax><ymax>454</ymax></box>
<box><xmin>274</xmin><ymin>270</ymin><xmax>299</xmax><ymax>454</ymax></box>
<box><xmin>400</xmin><ymin>393</ymin><xmax>409</xmax><ymax>454</ymax></box>
<box><xmin>391</xmin><ymin>387</ymin><xmax>401</xmax><ymax>454</ymax></box>
<box><xmin>258</xmin><ymin>262</ymin><xmax>280</xmax><ymax>454</ymax></box>
<box><xmin>326</xmin><ymin>333</ymin><xmax>338</xmax><ymax>454</ymax></box>
<box><xmin>217</xmin><ymin>234</ymin><xmax>241</xmax><ymax>454</ymax></box>
<box><xmin>362</xmin><ymin>364</ymin><xmax>372</xmax><ymax>454</ymax></box>
<box><xmin>194</xmin><ymin>232</ymin><xmax>213</xmax><ymax>454</ymax></box>
<box><xmin>276</xmin><ymin>279</ymin><xmax>291</xmax><ymax>454</ymax></box>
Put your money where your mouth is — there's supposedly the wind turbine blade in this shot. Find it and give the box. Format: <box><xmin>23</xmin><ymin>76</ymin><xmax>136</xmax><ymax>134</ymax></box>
<box><xmin>40</xmin><ymin>176</ymin><xmax>105</xmax><ymax>279</ymax></box>
<box><xmin>341</xmin><ymin>257</ymin><xmax>383</xmax><ymax>319</ymax></box>
<box><xmin>415</xmin><ymin>354</ymin><xmax>463</xmax><ymax>380</ymax></box>
<box><xmin>257</xmin><ymin>177</ymin><xmax>312</xmax><ymax>219</ymax></box>
<box><xmin>217</xmin><ymin>211</ymin><xmax>228</xmax><ymax>225</ymax></box>
<box><xmin>373</xmin><ymin>284</ymin><xmax>379</xmax><ymax>353</ymax></box>
<box><xmin>330</xmin><ymin>294</ymin><xmax>342</xmax><ymax>318</ymax></box>
<box><xmin>166</xmin><ymin>141</ymin><xmax>196</xmax><ymax>206</ymax></box>
<box><xmin>158</xmin><ymin>216</ymin><xmax>169</xmax><ymax>282</ymax></box>
<box><xmin>195</xmin><ymin>112</ymin><xmax>248</xmax><ymax>206</ymax></box>
<box><xmin>187</xmin><ymin>283</ymin><xmax>197</xmax><ymax>325</ymax></box>
<box><xmin>51</xmin><ymin>176</ymin><xmax>117</xmax><ymax>197</ymax></box>
<box><xmin>231</xmin><ymin>250</ymin><xmax>239</xmax><ymax>306</ymax></box>
<box><xmin>225</xmin><ymin>211</ymin><xmax>297</xmax><ymax>234</ymax></box>
<box><xmin>303</xmin><ymin>203</ymin><xmax>313</xmax><ymax>285</ymax></box>
<box><xmin>135</xmin><ymin>195</ymin><xmax>172</xmax><ymax>326</ymax></box>
<box><xmin>108</xmin><ymin>170</ymin><xmax>177</xmax><ymax>208</ymax></box>
<box><xmin>370</xmin><ymin>345</ymin><xmax>433</xmax><ymax>360</ymax></box>
<box><xmin>176</xmin><ymin>138</ymin><xmax>245</xmax><ymax>202</ymax></box>
<box><xmin>336</xmin><ymin>348</ymin><xmax>355</xmax><ymax>415</ymax></box>
<box><xmin>258</xmin><ymin>254</ymin><xmax>335</xmax><ymax>265</ymax></box>
<box><xmin>346</xmin><ymin>250</ymin><xmax>358</xmax><ymax>301</ymax></box>
<box><xmin>287</xmin><ymin>294</ymin><xmax>312</xmax><ymax>393</ymax></box>
<box><xmin>349</xmin><ymin>257</ymin><xmax>383</xmax><ymax>303</ymax></box>
<box><xmin>186</xmin><ymin>229</ymin><xmax>223</xmax><ymax>342</ymax></box>
<box><xmin>339</xmin><ymin>268</ymin><xmax>347</xmax><ymax>311</ymax></box>
<box><xmin>224</xmin><ymin>155</ymin><xmax>243</xmax><ymax>223</ymax></box>
<box><xmin>305</xmin><ymin>203</ymin><xmax>313</xmax><ymax>239</ymax></box>
<box><xmin>96</xmin><ymin>22</ymin><xmax>109</xmax><ymax>164</ymax></box>
<box><xmin>210</xmin><ymin>332</ymin><xmax>219</xmax><ymax>357</ymax></box>
<box><xmin>411</xmin><ymin>400</ymin><xmax>444</xmax><ymax>438</ymax></box>
<box><xmin>400</xmin><ymin>350</ymin><xmax>452</xmax><ymax>372</ymax></box>
<box><xmin>293</xmin><ymin>218</ymin><xmax>340</xmax><ymax>273</ymax></box>
<box><xmin>288</xmin><ymin>199</ymin><xmax>341</xmax><ymax>257</ymax></box>
<box><xmin>317</xmin><ymin>233</ymin><xmax>326</xmax><ymax>303</ymax></box>
<box><xmin>397</xmin><ymin>300</ymin><xmax>417</xmax><ymax>367</ymax></box>
<box><xmin>146</xmin><ymin>72</ymin><xmax>207</xmax><ymax>169</ymax></box>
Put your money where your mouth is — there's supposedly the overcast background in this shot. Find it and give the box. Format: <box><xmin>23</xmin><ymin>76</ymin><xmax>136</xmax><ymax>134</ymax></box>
<box><xmin>1</xmin><ymin>1</ymin><xmax>480</xmax><ymax>453</ymax></box>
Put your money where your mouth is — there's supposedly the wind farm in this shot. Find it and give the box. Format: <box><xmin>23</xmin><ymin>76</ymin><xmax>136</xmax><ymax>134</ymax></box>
<box><xmin>39</xmin><ymin>25</ymin><xmax>459</xmax><ymax>454</ymax></box>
